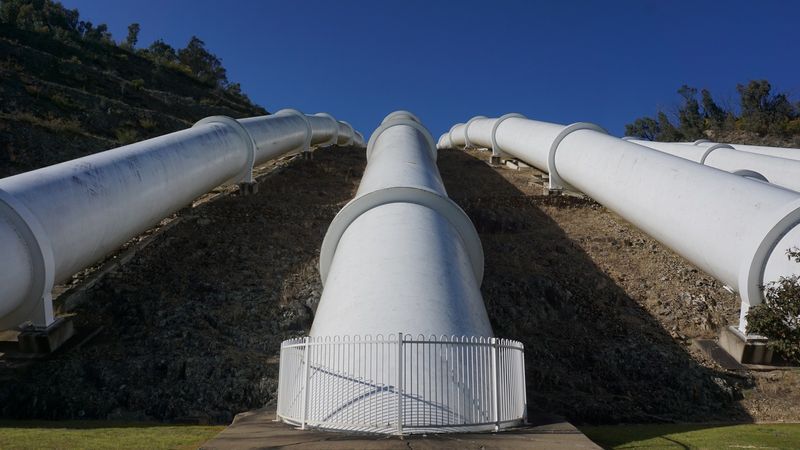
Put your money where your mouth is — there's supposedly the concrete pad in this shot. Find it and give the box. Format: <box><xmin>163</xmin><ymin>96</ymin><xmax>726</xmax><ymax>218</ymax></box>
<box><xmin>200</xmin><ymin>409</ymin><xmax>600</xmax><ymax>450</ymax></box>
<box><xmin>17</xmin><ymin>318</ymin><xmax>75</xmax><ymax>354</ymax></box>
<box><xmin>692</xmin><ymin>339</ymin><xmax>747</xmax><ymax>371</ymax></box>
<box><xmin>504</xmin><ymin>160</ymin><xmax>532</xmax><ymax>171</ymax></box>
<box><xmin>718</xmin><ymin>326</ymin><xmax>774</xmax><ymax>364</ymax></box>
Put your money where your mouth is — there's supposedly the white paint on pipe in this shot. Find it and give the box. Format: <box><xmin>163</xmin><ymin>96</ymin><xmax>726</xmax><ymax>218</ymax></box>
<box><xmin>314</xmin><ymin>111</ymin><xmax>489</xmax><ymax>337</ymax></box>
<box><xmin>298</xmin><ymin>112</ymin><xmax>513</xmax><ymax>433</ymax></box>
<box><xmin>693</xmin><ymin>139</ymin><xmax>800</xmax><ymax>162</ymax></box>
<box><xmin>443</xmin><ymin>116</ymin><xmax>800</xmax><ymax>331</ymax></box>
<box><xmin>628</xmin><ymin>139</ymin><xmax>800</xmax><ymax>192</ymax></box>
<box><xmin>0</xmin><ymin>111</ymin><xmax>364</xmax><ymax>329</ymax></box>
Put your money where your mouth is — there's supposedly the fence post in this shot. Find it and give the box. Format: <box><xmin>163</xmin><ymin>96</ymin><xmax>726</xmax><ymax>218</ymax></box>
<box><xmin>491</xmin><ymin>337</ymin><xmax>500</xmax><ymax>432</ymax></box>
<box><xmin>274</xmin><ymin>343</ymin><xmax>284</xmax><ymax>422</ymax></box>
<box><xmin>300</xmin><ymin>336</ymin><xmax>312</xmax><ymax>430</ymax></box>
<box><xmin>520</xmin><ymin>346</ymin><xmax>528</xmax><ymax>424</ymax></box>
<box><xmin>396</xmin><ymin>331</ymin><xmax>404</xmax><ymax>435</ymax></box>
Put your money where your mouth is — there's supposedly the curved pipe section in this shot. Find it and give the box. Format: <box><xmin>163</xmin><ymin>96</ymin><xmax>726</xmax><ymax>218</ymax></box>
<box><xmin>627</xmin><ymin>139</ymin><xmax>800</xmax><ymax>192</ymax></box>
<box><xmin>0</xmin><ymin>110</ymin><xmax>364</xmax><ymax>329</ymax></box>
<box><xmin>443</xmin><ymin>116</ymin><xmax>800</xmax><ymax>331</ymax></box>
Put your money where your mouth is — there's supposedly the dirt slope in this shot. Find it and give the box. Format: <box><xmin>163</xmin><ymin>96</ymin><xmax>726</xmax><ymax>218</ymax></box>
<box><xmin>1</xmin><ymin>145</ymin><xmax>797</xmax><ymax>424</ymax></box>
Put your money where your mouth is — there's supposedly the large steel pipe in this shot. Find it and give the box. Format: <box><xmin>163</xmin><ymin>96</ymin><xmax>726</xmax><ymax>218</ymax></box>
<box><xmin>697</xmin><ymin>140</ymin><xmax>800</xmax><ymax>162</ymax></box>
<box><xmin>0</xmin><ymin>110</ymin><xmax>364</xmax><ymax>329</ymax></box>
<box><xmin>442</xmin><ymin>116</ymin><xmax>800</xmax><ymax>330</ymax></box>
<box><xmin>276</xmin><ymin>112</ymin><xmax>525</xmax><ymax>434</ymax></box>
<box><xmin>314</xmin><ymin>111</ymin><xmax>490</xmax><ymax>337</ymax></box>
<box><xmin>625</xmin><ymin>139</ymin><xmax>800</xmax><ymax>192</ymax></box>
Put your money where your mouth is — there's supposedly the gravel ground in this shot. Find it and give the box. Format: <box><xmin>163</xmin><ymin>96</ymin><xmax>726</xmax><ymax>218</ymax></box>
<box><xmin>0</xmin><ymin>145</ymin><xmax>796</xmax><ymax>424</ymax></box>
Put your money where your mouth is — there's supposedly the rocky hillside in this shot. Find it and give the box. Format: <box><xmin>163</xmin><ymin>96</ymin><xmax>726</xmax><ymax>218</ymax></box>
<box><xmin>0</xmin><ymin>23</ymin><xmax>267</xmax><ymax>178</ymax></box>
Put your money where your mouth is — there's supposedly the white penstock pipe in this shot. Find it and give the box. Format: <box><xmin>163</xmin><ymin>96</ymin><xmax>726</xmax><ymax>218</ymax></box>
<box><xmin>625</xmin><ymin>138</ymin><xmax>800</xmax><ymax>192</ymax></box>
<box><xmin>313</xmin><ymin>110</ymin><xmax>491</xmax><ymax>337</ymax></box>
<box><xmin>0</xmin><ymin>109</ymin><xmax>365</xmax><ymax>330</ymax></box>
<box><xmin>694</xmin><ymin>139</ymin><xmax>800</xmax><ymax>162</ymax></box>
<box><xmin>442</xmin><ymin>115</ymin><xmax>800</xmax><ymax>331</ymax></box>
<box><xmin>301</xmin><ymin>111</ymin><xmax>501</xmax><ymax>432</ymax></box>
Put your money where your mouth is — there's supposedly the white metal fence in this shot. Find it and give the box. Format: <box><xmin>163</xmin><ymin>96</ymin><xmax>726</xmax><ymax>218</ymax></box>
<box><xmin>276</xmin><ymin>333</ymin><xmax>526</xmax><ymax>435</ymax></box>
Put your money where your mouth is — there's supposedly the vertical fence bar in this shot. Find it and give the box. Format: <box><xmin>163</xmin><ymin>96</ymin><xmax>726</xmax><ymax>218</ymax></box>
<box><xmin>277</xmin><ymin>335</ymin><xmax>524</xmax><ymax>433</ymax></box>
<box><xmin>300</xmin><ymin>337</ymin><xmax>311</xmax><ymax>429</ymax></box>
<box><xmin>491</xmin><ymin>337</ymin><xmax>499</xmax><ymax>431</ymax></box>
<box><xmin>396</xmin><ymin>331</ymin><xmax>404</xmax><ymax>435</ymax></box>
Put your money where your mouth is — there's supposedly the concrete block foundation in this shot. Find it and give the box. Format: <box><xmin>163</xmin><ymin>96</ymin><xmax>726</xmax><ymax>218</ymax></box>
<box><xmin>718</xmin><ymin>325</ymin><xmax>774</xmax><ymax>364</ymax></box>
<box><xmin>17</xmin><ymin>318</ymin><xmax>75</xmax><ymax>354</ymax></box>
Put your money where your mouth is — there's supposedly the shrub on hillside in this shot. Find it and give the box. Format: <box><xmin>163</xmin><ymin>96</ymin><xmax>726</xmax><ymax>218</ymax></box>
<box><xmin>746</xmin><ymin>248</ymin><xmax>800</xmax><ymax>364</ymax></box>
<box><xmin>626</xmin><ymin>80</ymin><xmax>800</xmax><ymax>142</ymax></box>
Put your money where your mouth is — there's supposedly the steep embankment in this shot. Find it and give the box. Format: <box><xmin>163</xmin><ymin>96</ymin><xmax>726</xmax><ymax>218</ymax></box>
<box><xmin>0</xmin><ymin>24</ymin><xmax>266</xmax><ymax>178</ymax></box>
<box><xmin>2</xmin><ymin>146</ymin><xmax>796</xmax><ymax>424</ymax></box>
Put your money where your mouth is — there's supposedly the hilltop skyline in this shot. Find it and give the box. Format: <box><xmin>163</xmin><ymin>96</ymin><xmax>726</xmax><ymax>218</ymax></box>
<box><xmin>63</xmin><ymin>0</ymin><xmax>800</xmax><ymax>138</ymax></box>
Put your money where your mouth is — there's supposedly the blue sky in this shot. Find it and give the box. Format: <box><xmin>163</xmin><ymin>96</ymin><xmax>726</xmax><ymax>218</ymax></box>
<box><xmin>63</xmin><ymin>0</ymin><xmax>800</xmax><ymax>139</ymax></box>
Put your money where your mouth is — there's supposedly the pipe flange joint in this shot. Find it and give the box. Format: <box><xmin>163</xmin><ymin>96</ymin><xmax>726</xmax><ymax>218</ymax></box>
<box><xmin>692</xmin><ymin>139</ymin><xmax>712</xmax><ymax>146</ymax></box>
<box><xmin>448</xmin><ymin>123</ymin><xmax>464</xmax><ymax>150</ymax></box>
<box><xmin>491</xmin><ymin>113</ymin><xmax>525</xmax><ymax>157</ymax></box>
<box><xmin>354</xmin><ymin>131</ymin><xmax>366</xmax><ymax>148</ymax></box>
<box><xmin>620</xmin><ymin>136</ymin><xmax>636</xmax><ymax>141</ymax></box>
<box><xmin>737</xmin><ymin>198</ymin><xmax>800</xmax><ymax>330</ymax></box>
<box><xmin>314</xmin><ymin>113</ymin><xmax>339</xmax><ymax>148</ymax></box>
<box><xmin>382</xmin><ymin>111</ymin><xmax>422</xmax><ymax>125</ymax></box>
<box><xmin>0</xmin><ymin>188</ymin><xmax>56</xmax><ymax>329</ymax></box>
<box><xmin>463</xmin><ymin>116</ymin><xmax>487</xmax><ymax>150</ymax></box>
<box><xmin>338</xmin><ymin>120</ymin><xmax>355</xmax><ymax>146</ymax></box>
<box><xmin>366</xmin><ymin>117</ymin><xmax>437</xmax><ymax>162</ymax></box>
<box><xmin>275</xmin><ymin>108</ymin><xmax>313</xmax><ymax>153</ymax></box>
<box><xmin>194</xmin><ymin>115</ymin><xmax>256</xmax><ymax>184</ymax></box>
<box><xmin>732</xmin><ymin>169</ymin><xmax>769</xmax><ymax>183</ymax></box>
<box><xmin>319</xmin><ymin>186</ymin><xmax>484</xmax><ymax>286</ymax></box>
<box><xmin>699</xmin><ymin>143</ymin><xmax>734</xmax><ymax>165</ymax></box>
<box><xmin>548</xmin><ymin>122</ymin><xmax>607</xmax><ymax>191</ymax></box>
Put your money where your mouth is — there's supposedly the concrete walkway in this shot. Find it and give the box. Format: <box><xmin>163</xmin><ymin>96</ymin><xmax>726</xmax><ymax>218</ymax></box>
<box><xmin>200</xmin><ymin>409</ymin><xmax>601</xmax><ymax>449</ymax></box>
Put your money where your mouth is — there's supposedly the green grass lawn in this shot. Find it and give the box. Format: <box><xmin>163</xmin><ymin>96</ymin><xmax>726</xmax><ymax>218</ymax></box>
<box><xmin>580</xmin><ymin>423</ymin><xmax>800</xmax><ymax>449</ymax></box>
<box><xmin>0</xmin><ymin>421</ymin><xmax>225</xmax><ymax>450</ymax></box>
